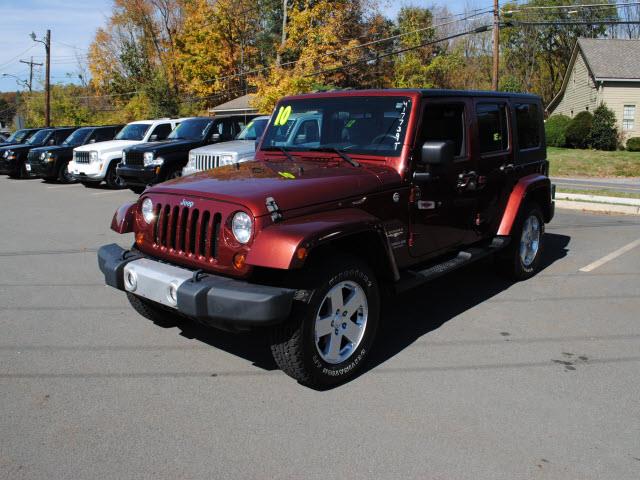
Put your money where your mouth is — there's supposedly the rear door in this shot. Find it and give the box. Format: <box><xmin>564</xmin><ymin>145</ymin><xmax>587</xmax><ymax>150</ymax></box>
<box><xmin>473</xmin><ymin>99</ymin><xmax>515</xmax><ymax>235</ymax></box>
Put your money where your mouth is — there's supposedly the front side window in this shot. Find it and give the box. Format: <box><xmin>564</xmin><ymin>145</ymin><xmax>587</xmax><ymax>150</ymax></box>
<box><xmin>261</xmin><ymin>96</ymin><xmax>413</xmax><ymax>157</ymax></box>
<box><xmin>623</xmin><ymin>105</ymin><xmax>635</xmax><ymax>131</ymax></box>
<box><xmin>169</xmin><ymin>118</ymin><xmax>212</xmax><ymax>141</ymax></box>
<box><xmin>150</xmin><ymin>123</ymin><xmax>172</xmax><ymax>140</ymax></box>
<box><xmin>116</xmin><ymin>123</ymin><xmax>151</xmax><ymax>141</ymax></box>
<box><xmin>421</xmin><ymin>103</ymin><xmax>466</xmax><ymax>157</ymax></box>
<box><xmin>26</xmin><ymin>129</ymin><xmax>53</xmax><ymax>145</ymax></box>
<box><xmin>514</xmin><ymin>103</ymin><xmax>541</xmax><ymax>150</ymax></box>
<box><xmin>476</xmin><ymin>103</ymin><xmax>509</xmax><ymax>154</ymax></box>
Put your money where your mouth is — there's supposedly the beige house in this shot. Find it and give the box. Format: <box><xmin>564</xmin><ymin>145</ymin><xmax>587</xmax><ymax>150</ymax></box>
<box><xmin>547</xmin><ymin>38</ymin><xmax>640</xmax><ymax>141</ymax></box>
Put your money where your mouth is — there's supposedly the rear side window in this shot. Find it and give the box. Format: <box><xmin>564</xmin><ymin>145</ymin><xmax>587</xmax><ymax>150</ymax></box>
<box><xmin>476</xmin><ymin>103</ymin><xmax>509</xmax><ymax>154</ymax></box>
<box><xmin>514</xmin><ymin>103</ymin><xmax>541</xmax><ymax>150</ymax></box>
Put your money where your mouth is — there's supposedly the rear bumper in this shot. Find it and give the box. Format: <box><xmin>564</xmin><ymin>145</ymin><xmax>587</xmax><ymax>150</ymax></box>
<box><xmin>116</xmin><ymin>165</ymin><xmax>159</xmax><ymax>186</ymax></box>
<box><xmin>98</xmin><ymin>244</ymin><xmax>296</xmax><ymax>329</ymax></box>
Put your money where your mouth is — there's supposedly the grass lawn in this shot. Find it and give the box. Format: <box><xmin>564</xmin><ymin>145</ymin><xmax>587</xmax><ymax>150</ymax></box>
<box><xmin>548</xmin><ymin>147</ymin><xmax>640</xmax><ymax>177</ymax></box>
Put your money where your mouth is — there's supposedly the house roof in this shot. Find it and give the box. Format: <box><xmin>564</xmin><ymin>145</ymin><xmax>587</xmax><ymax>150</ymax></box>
<box><xmin>547</xmin><ymin>38</ymin><xmax>640</xmax><ymax>113</ymax></box>
<box><xmin>578</xmin><ymin>38</ymin><xmax>640</xmax><ymax>81</ymax></box>
<box><xmin>208</xmin><ymin>94</ymin><xmax>257</xmax><ymax>115</ymax></box>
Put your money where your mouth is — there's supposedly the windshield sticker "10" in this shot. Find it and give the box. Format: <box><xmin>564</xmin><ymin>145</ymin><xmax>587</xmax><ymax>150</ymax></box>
<box><xmin>274</xmin><ymin>106</ymin><xmax>292</xmax><ymax>126</ymax></box>
<box><xmin>394</xmin><ymin>100</ymin><xmax>409</xmax><ymax>151</ymax></box>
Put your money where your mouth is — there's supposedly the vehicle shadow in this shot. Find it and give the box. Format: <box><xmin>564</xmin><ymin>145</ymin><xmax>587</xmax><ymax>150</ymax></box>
<box><xmin>156</xmin><ymin>232</ymin><xmax>571</xmax><ymax>385</ymax></box>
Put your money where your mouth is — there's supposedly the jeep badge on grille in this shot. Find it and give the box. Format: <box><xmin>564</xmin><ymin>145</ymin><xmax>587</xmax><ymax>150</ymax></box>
<box><xmin>180</xmin><ymin>199</ymin><xmax>194</xmax><ymax>208</ymax></box>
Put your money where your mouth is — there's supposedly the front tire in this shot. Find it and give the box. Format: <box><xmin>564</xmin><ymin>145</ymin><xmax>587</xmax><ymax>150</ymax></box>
<box><xmin>105</xmin><ymin>161</ymin><xmax>124</xmax><ymax>188</ymax></box>
<box><xmin>57</xmin><ymin>161</ymin><xmax>76</xmax><ymax>184</ymax></box>
<box><xmin>270</xmin><ymin>254</ymin><xmax>380</xmax><ymax>389</ymax></box>
<box><xmin>129</xmin><ymin>186</ymin><xmax>145</xmax><ymax>194</ymax></box>
<box><xmin>496</xmin><ymin>202</ymin><xmax>545</xmax><ymax>280</ymax></box>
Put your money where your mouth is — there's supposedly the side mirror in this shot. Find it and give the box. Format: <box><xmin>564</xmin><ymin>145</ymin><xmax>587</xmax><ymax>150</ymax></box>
<box><xmin>89</xmin><ymin>138</ymin><xmax>96</xmax><ymax>144</ymax></box>
<box><xmin>48</xmin><ymin>138</ymin><xmax>56</xmax><ymax>145</ymax></box>
<box><xmin>149</xmin><ymin>134</ymin><xmax>158</xmax><ymax>141</ymax></box>
<box><xmin>420</xmin><ymin>141</ymin><xmax>454</xmax><ymax>166</ymax></box>
<box><xmin>211</xmin><ymin>133</ymin><xmax>221</xmax><ymax>142</ymax></box>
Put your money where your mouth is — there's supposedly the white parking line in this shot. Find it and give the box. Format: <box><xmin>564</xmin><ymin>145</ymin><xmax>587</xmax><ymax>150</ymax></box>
<box><xmin>46</xmin><ymin>184</ymin><xmax>83</xmax><ymax>190</ymax></box>
<box><xmin>579</xmin><ymin>238</ymin><xmax>640</xmax><ymax>272</ymax></box>
<box><xmin>90</xmin><ymin>190</ymin><xmax>132</xmax><ymax>196</ymax></box>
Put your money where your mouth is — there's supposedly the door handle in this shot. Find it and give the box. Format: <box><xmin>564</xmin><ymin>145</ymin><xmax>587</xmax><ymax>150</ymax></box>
<box><xmin>500</xmin><ymin>163</ymin><xmax>515</xmax><ymax>173</ymax></box>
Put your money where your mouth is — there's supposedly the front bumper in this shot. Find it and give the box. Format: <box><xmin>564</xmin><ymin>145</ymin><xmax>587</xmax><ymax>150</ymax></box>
<box><xmin>116</xmin><ymin>164</ymin><xmax>159</xmax><ymax>187</ymax></box>
<box><xmin>98</xmin><ymin>244</ymin><xmax>296</xmax><ymax>329</ymax></box>
<box><xmin>0</xmin><ymin>158</ymin><xmax>17</xmax><ymax>174</ymax></box>
<box><xmin>26</xmin><ymin>160</ymin><xmax>55</xmax><ymax>178</ymax></box>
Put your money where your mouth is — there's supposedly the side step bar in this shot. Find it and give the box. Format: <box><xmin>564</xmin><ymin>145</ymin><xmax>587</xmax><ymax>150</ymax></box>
<box><xmin>395</xmin><ymin>237</ymin><xmax>510</xmax><ymax>293</ymax></box>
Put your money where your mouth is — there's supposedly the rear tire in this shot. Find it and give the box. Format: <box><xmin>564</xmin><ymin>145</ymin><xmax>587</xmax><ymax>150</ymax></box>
<box><xmin>126</xmin><ymin>292</ymin><xmax>177</xmax><ymax>327</ymax></box>
<box><xmin>496</xmin><ymin>202</ymin><xmax>545</xmax><ymax>281</ymax></box>
<box><xmin>270</xmin><ymin>253</ymin><xmax>380</xmax><ymax>389</ymax></box>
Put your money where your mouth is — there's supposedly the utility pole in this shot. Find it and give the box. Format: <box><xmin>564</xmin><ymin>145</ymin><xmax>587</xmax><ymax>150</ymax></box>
<box><xmin>492</xmin><ymin>0</ymin><xmax>500</xmax><ymax>90</ymax></box>
<box><xmin>19</xmin><ymin>56</ymin><xmax>43</xmax><ymax>93</ymax></box>
<box><xmin>276</xmin><ymin>0</ymin><xmax>288</xmax><ymax>66</ymax></box>
<box><xmin>30</xmin><ymin>30</ymin><xmax>51</xmax><ymax>126</ymax></box>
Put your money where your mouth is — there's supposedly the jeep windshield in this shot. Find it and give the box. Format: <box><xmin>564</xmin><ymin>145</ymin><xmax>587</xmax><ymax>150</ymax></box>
<box><xmin>25</xmin><ymin>129</ymin><xmax>53</xmax><ymax>145</ymax></box>
<box><xmin>168</xmin><ymin>118</ymin><xmax>211</xmax><ymax>141</ymax></box>
<box><xmin>115</xmin><ymin>124</ymin><xmax>151</xmax><ymax>141</ymax></box>
<box><xmin>261</xmin><ymin>96</ymin><xmax>412</xmax><ymax>157</ymax></box>
<box><xmin>5</xmin><ymin>129</ymin><xmax>30</xmax><ymax>143</ymax></box>
<box><xmin>236</xmin><ymin>118</ymin><xmax>268</xmax><ymax>140</ymax></box>
<box><xmin>62</xmin><ymin>127</ymin><xmax>92</xmax><ymax>146</ymax></box>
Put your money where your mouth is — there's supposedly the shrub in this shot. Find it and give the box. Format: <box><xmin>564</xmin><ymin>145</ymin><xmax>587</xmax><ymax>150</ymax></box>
<box><xmin>589</xmin><ymin>104</ymin><xmax>618</xmax><ymax>151</ymax></box>
<box><xmin>627</xmin><ymin>137</ymin><xmax>640</xmax><ymax>152</ymax></box>
<box><xmin>545</xmin><ymin>114</ymin><xmax>571</xmax><ymax>147</ymax></box>
<box><xmin>565</xmin><ymin>111</ymin><xmax>593</xmax><ymax>149</ymax></box>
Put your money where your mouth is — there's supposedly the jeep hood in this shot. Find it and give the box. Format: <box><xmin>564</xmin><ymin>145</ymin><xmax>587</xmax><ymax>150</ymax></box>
<box><xmin>190</xmin><ymin>140</ymin><xmax>255</xmax><ymax>156</ymax></box>
<box><xmin>126</xmin><ymin>139</ymin><xmax>201</xmax><ymax>155</ymax></box>
<box><xmin>148</xmin><ymin>158</ymin><xmax>401</xmax><ymax>217</ymax></box>
<box><xmin>75</xmin><ymin>139</ymin><xmax>141</xmax><ymax>154</ymax></box>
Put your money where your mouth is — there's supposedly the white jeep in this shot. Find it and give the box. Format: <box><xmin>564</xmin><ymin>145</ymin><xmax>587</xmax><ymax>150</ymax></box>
<box><xmin>69</xmin><ymin>119</ymin><xmax>181</xmax><ymax>188</ymax></box>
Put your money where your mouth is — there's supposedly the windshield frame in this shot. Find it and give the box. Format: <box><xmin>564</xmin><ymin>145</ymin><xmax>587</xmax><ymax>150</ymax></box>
<box><xmin>168</xmin><ymin>118</ymin><xmax>213</xmax><ymax>141</ymax></box>
<box><xmin>115</xmin><ymin>123</ymin><xmax>152</xmax><ymax>141</ymax></box>
<box><xmin>260</xmin><ymin>95</ymin><xmax>413</xmax><ymax>158</ymax></box>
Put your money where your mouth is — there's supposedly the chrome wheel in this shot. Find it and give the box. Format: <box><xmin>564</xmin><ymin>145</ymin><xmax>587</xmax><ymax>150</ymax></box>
<box><xmin>314</xmin><ymin>281</ymin><xmax>368</xmax><ymax>364</ymax></box>
<box><xmin>519</xmin><ymin>214</ymin><xmax>541</xmax><ymax>267</ymax></box>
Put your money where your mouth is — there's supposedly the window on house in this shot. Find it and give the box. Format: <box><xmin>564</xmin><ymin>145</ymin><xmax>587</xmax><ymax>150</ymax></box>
<box><xmin>476</xmin><ymin>103</ymin><xmax>509</xmax><ymax>154</ymax></box>
<box><xmin>623</xmin><ymin>105</ymin><xmax>635</xmax><ymax>131</ymax></box>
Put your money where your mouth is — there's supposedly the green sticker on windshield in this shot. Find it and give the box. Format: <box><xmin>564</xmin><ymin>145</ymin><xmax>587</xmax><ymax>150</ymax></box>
<box><xmin>278</xmin><ymin>171</ymin><xmax>296</xmax><ymax>179</ymax></box>
<box><xmin>274</xmin><ymin>106</ymin><xmax>292</xmax><ymax>126</ymax></box>
<box><xmin>345</xmin><ymin>119</ymin><xmax>356</xmax><ymax>128</ymax></box>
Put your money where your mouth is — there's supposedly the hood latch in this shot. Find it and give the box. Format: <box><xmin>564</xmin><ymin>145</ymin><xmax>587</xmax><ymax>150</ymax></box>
<box><xmin>266</xmin><ymin>197</ymin><xmax>283</xmax><ymax>222</ymax></box>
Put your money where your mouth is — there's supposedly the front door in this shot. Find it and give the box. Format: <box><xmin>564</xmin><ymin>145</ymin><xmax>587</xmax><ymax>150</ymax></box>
<box><xmin>409</xmin><ymin>99</ymin><xmax>480</xmax><ymax>258</ymax></box>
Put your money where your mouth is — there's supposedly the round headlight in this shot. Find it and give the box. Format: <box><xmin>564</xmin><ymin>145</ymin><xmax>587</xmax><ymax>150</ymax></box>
<box><xmin>40</xmin><ymin>152</ymin><xmax>46</xmax><ymax>160</ymax></box>
<box><xmin>231</xmin><ymin>211</ymin><xmax>252</xmax><ymax>244</ymax></box>
<box><xmin>141</xmin><ymin>198</ymin><xmax>155</xmax><ymax>223</ymax></box>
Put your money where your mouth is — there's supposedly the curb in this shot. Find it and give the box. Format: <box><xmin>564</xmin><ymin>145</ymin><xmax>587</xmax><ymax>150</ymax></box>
<box><xmin>556</xmin><ymin>199</ymin><xmax>640</xmax><ymax>215</ymax></box>
<box><xmin>555</xmin><ymin>192</ymin><xmax>640</xmax><ymax>207</ymax></box>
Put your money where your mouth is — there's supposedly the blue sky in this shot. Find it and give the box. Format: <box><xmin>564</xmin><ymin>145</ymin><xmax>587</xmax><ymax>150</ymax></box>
<box><xmin>0</xmin><ymin>0</ymin><xmax>476</xmax><ymax>93</ymax></box>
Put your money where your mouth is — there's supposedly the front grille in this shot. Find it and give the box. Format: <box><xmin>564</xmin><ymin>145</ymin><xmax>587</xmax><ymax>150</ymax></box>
<box><xmin>75</xmin><ymin>151</ymin><xmax>91</xmax><ymax>164</ymax></box>
<box><xmin>153</xmin><ymin>203</ymin><xmax>222</xmax><ymax>259</ymax></box>
<box><xmin>125</xmin><ymin>151</ymin><xmax>144</xmax><ymax>166</ymax></box>
<box><xmin>27</xmin><ymin>150</ymin><xmax>42</xmax><ymax>165</ymax></box>
<box><xmin>192</xmin><ymin>153</ymin><xmax>219</xmax><ymax>173</ymax></box>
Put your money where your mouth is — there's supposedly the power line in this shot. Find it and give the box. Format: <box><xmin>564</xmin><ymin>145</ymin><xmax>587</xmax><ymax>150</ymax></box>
<box><xmin>503</xmin><ymin>1</ymin><xmax>640</xmax><ymax>13</ymax></box>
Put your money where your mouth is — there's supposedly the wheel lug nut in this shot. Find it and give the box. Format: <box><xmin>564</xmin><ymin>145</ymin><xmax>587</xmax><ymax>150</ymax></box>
<box><xmin>342</xmin><ymin>323</ymin><xmax>346</xmax><ymax>329</ymax></box>
<box><xmin>342</xmin><ymin>311</ymin><xmax>348</xmax><ymax>316</ymax></box>
<box><xmin>334</xmin><ymin>329</ymin><xmax>339</xmax><ymax>335</ymax></box>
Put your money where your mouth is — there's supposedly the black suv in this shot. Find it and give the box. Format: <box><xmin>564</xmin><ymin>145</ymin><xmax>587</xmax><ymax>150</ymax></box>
<box><xmin>0</xmin><ymin>127</ymin><xmax>78</xmax><ymax>178</ymax></box>
<box><xmin>117</xmin><ymin>115</ymin><xmax>253</xmax><ymax>193</ymax></box>
<box><xmin>26</xmin><ymin>125</ymin><xmax>123</xmax><ymax>183</ymax></box>
<box><xmin>0</xmin><ymin>128</ymin><xmax>45</xmax><ymax>149</ymax></box>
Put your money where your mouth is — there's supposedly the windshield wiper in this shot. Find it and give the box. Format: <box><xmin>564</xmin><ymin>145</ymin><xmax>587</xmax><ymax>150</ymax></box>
<box><xmin>263</xmin><ymin>146</ymin><xmax>295</xmax><ymax>162</ymax></box>
<box><xmin>308</xmin><ymin>147</ymin><xmax>360</xmax><ymax>167</ymax></box>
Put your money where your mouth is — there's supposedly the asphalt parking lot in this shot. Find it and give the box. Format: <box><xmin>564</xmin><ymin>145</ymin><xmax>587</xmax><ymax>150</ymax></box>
<box><xmin>1</xmin><ymin>176</ymin><xmax>639</xmax><ymax>480</ymax></box>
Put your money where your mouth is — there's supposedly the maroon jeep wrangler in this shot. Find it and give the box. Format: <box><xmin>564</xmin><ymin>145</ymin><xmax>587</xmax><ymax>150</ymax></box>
<box><xmin>99</xmin><ymin>89</ymin><xmax>554</xmax><ymax>388</ymax></box>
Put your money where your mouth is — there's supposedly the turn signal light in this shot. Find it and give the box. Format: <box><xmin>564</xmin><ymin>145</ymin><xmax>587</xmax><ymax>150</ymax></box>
<box><xmin>135</xmin><ymin>232</ymin><xmax>144</xmax><ymax>245</ymax></box>
<box><xmin>233</xmin><ymin>253</ymin><xmax>246</xmax><ymax>269</ymax></box>
<box><xmin>296</xmin><ymin>247</ymin><xmax>308</xmax><ymax>260</ymax></box>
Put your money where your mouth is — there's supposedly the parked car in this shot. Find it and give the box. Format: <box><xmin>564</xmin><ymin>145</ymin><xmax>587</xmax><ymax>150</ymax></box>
<box><xmin>117</xmin><ymin>115</ymin><xmax>255</xmax><ymax>193</ymax></box>
<box><xmin>0</xmin><ymin>128</ymin><xmax>44</xmax><ymax>149</ymax></box>
<box><xmin>182</xmin><ymin>116</ymin><xmax>270</xmax><ymax>176</ymax></box>
<box><xmin>98</xmin><ymin>89</ymin><xmax>554</xmax><ymax>389</ymax></box>
<box><xmin>0</xmin><ymin>127</ymin><xmax>77</xmax><ymax>178</ymax></box>
<box><xmin>25</xmin><ymin>125</ymin><xmax>123</xmax><ymax>183</ymax></box>
<box><xmin>69</xmin><ymin>119</ymin><xmax>180</xmax><ymax>188</ymax></box>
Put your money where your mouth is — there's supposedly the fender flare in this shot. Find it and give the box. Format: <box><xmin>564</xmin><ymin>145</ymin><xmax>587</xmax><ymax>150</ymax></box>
<box><xmin>497</xmin><ymin>174</ymin><xmax>551</xmax><ymax>236</ymax></box>
<box><xmin>110</xmin><ymin>201</ymin><xmax>137</xmax><ymax>234</ymax></box>
<box><xmin>246</xmin><ymin>208</ymin><xmax>399</xmax><ymax>279</ymax></box>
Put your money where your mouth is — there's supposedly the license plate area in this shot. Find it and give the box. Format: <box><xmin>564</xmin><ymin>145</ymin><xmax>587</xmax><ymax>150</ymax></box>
<box><xmin>123</xmin><ymin>258</ymin><xmax>193</xmax><ymax>308</ymax></box>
